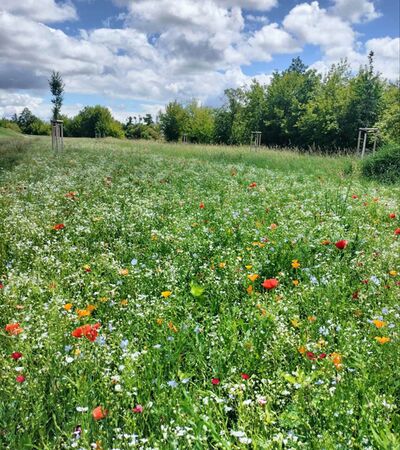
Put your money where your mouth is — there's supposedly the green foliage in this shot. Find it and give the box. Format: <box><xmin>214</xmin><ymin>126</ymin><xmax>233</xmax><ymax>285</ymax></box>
<box><xmin>185</xmin><ymin>101</ymin><xmax>215</xmax><ymax>144</ymax></box>
<box><xmin>48</xmin><ymin>71</ymin><xmax>64</xmax><ymax>120</ymax></box>
<box><xmin>377</xmin><ymin>83</ymin><xmax>400</xmax><ymax>144</ymax></box>
<box><xmin>68</xmin><ymin>105</ymin><xmax>124</xmax><ymax>138</ymax></box>
<box><xmin>15</xmin><ymin>108</ymin><xmax>50</xmax><ymax>135</ymax></box>
<box><xmin>159</xmin><ymin>101</ymin><xmax>188</xmax><ymax>141</ymax></box>
<box><xmin>362</xmin><ymin>143</ymin><xmax>400</xmax><ymax>183</ymax></box>
<box><xmin>0</xmin><ymin>118</ymin><xmax>21</xmax><ymax>133</ymax></box>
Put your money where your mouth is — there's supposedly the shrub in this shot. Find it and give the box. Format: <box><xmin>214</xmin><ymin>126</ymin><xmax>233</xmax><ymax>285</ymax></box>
<box><xmin>361</xmin><ymin>143</ymin><xmax>400</xmax><ymax>183</ymax></box>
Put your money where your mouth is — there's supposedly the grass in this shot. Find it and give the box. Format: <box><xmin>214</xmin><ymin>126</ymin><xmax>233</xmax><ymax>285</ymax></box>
<box><xmin>0</xmin><ymin>126</ymin><xmax>22</xmax><ymax>138</ymax></box>
<box><xmin>0</xmin><ymin>137</ymin><xmax>399</xmax><ymax>449</ymax></box>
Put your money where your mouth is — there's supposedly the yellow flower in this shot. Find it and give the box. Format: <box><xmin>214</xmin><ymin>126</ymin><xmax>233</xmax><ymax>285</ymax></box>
<box><xmin>245</xmin><ymin>265</ymin><xmax>253</xmax><ymax>270</ymax></box>
<box><xmin>120</xmin><ymin>299</ymin><xmax>128</xmax><ymax>306</ymax></box>
<box><xmin>372</xmin><ymin>319</ymin><xmax>386</xmax><ymax>329</ymax></box>
<box><xmin>389</xmin><ymin>270</ymin><xmax>397</xmax><ymax>277</ymax></box>
<box><xmin>156</xmin><ymin>318</ymin><xmax>163</xmax><ymax>326</ymax></box>
<box><xmin>63</xmin><ymin>303</ymin><xmax>73</xmax><ymax>311</ymax></box>
<box><xmin>247</xmin><ymin>285</ymin><xmax>253</xmax><ymax>295</ymax></box>
<box><xmin>119</xmin><ymin>268</ymin><xmax>129</xmax><ymax>276</ymax></box>
<box><xmin>161</xmin><ymin>291</ymin><xmax>172</xmax><ymax>298</ymax></box>
<box><xmin>292</xmin><ymin>279</ymin><xmax>299</xmax><ymax>286</ymax></box>
<box><xmin>290</xmin><ymin>319</ymin><xmax>300</xmax><ymax>328</ymax></box>
<box><xmin>99</xmin><ymin>297</ymin><xmax>109</xmax><ymax>303</ymax></box>
<box><xmin>86</xmin><ymin>304</ymin><xmax>97</xmax><ymax>312</ymax></box>
<box><xmin>247</xmin><ymin>274</ymin><xmax>259</xmax><ymax>282</ymax></box>
<box><xmin>219</xmin><ymin>262</ymin><xmax>226</xmax><ymax>268</ymax></box>
<box><xmin>291</xmin><ymin>259</ymin><xmax>300</xmax><ymax>269</ymax></box>
<box><xmin>151</xmin><ymin>234</ymin><xmax>158</xmax><ymax>241</ymax></box>
<box><xmin>375</xmin><ymin>336</ymin><xmax>391</xmax><ymax>344</ymax></box>
<box><xmin>77</xmin><ymin>309</ymin><xmax>91</xmax><ymax>318</ymax></box>
<box><xmin>74</xmin><ymin>348</ymin><xmax>81</xmax><ymax>356</ymax></box>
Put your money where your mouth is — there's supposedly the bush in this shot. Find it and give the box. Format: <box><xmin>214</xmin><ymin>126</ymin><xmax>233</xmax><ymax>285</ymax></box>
<box><xmin>361</xmin><ymin>144</ymin><xmax>400</xmax><ymax>183</ymax></box>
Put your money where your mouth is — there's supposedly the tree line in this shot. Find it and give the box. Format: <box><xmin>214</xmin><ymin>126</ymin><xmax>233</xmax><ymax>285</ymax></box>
<box><xmin>159</xmin><ymin>54</ymin><xmax>399</xmax><ymax>151</ymax></box>
<box><xmin>1</xmin><ymin>55</ymin><xmax>398</xmax><ymax>152</ymax></box>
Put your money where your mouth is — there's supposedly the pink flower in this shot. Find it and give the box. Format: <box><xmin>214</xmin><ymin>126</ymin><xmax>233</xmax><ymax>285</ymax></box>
<box><xmin>132</xmin><ymin>404</ymin><xmax>143</xmax><ymax>414</ymax></box>
<box><xmin>211</xmin><ymin>378</ymin><xmax>220</xmax><ymax>385</ymax></box>
<box><xmin>241</xmin><ymin>373</ymin><xmax>250</xmax><ymax>380</ymax></box>
<box><xmin>11</xmin><ymin>352</ymin><xmax>23</xmax><ymax>360</ymax></box>
<box><xmin>16</xmin><ymin>375</ymin><xmax>25</xmax><ymax>383</ymax></box>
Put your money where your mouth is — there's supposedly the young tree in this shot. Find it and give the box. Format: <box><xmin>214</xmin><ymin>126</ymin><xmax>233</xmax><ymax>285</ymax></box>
<box><xmin>159</xmin><ymin>101</ymin><xmax>188</xmax><ymax>141</ymax></box>
<box><xmin>49</xmin><ymin>71</ymin><xmax>65</xmax><ymax>120</ymax></box>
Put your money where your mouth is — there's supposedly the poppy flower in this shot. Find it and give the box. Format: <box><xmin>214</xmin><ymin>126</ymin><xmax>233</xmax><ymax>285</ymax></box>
<box><xmin>5</xmin><ymin>323</ymin><xmax>23</xmax><ymax>335</ymax></box>
<box><xmin>248</xmin><ymin>182</ymin><xmax>257</xmax><ymax>188</ymax></box>
<box><xmin>132</xmin><ymin>404</ymin><xmax>143</xmax><ymax>414</ymax></box>
<box><xmin>92</xmin><ymin>406</ymin><xmax>108</xmax><ymax>420</ymax></box>
<box><xmin>351</xmin><ymin>195</ymin><xmax>358</xmax><ymax>199</ymax></box>
<box><xmin>352</xmin><ymin>291</ymin><xmax>359</xmax><ymax>299</ymax></box>
<box><xmin>72</xmin><ymin>323</ymin><xmax>100</xmax><ymax>342</ymax></box>
<box><xmin>241</xmin><ymin>373</ymin><xmax>250</xmax><ymax>380</ymax></box>
<box><xmin>335</xmin><ymin>240</ymin><xmax>348</xmax><ymax>250</ymax></box>
<box><xmin>330</xmin><ymin>352</ymin><xmax>342</xmax><ymax>369</ymax></box>
<box><xmin>262</xmin><ymin>278</ymin><xmax>279</xmax><ymax>290</ymax></box>
<box><xmin>389</xmin><ymin>213</ymin><xmax>396</xmax><ymax>219</ymax></box>
<box><xmin>247</xmin><ymin>274</ymin><xmax>259</xmax><ymax>282</ymax></box>
<box><xmin>306</xmin><ymin>351</ymin><xmax>317</xmax><ymax>360</ymax></box>
<box><xmin>318</xmin><ymin>353</ymin><xmax>327</xmax><ymax>359</ymax></box>
<box><xmin>372</xmin><ymin>319</ymin><xmax>386</xmax><ymax>329</ymax></box>
<box><xmin>395</xmin><ymin>228</ymin><xmax>400</xmax><ymax>236</ymax></box>
<box><xmin>11</xmin><ymin>352</ymin><xmax>23</xmax><ymax>360</ymax></box>
<box><xmin>199</xmin><ymin>202</ymin><xmax>205</xmax><ymax>209</ymax></box>
<box><xmin>16</xmin><ymin>375</ymin><xmax>25</xmax><ymax>383</ymax></box>
<box><xmin>211</xmin><ymin>378</ymin><xmax>220</xmax><ymax>385</ymax></box>
<box><xmin>0</xmin><ymin>283</ymin><xmax>3</xmax><ymax>289</ymax></box>
<box><xmin>321</xmin><ymin>239</ymin><xmax>331</xmax><ymax>245</ymax></box>
<box><xmin>52</xmin><ymin>223</ymin><xmax>65</xmax><ymax>230</ymax></box>
<box><xmin>375</xmin><ymin>336</ymin><xmax>390</xmax><ymax>344</ymax></box>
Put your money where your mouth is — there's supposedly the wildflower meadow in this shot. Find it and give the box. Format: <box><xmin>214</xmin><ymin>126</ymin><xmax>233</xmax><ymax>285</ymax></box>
<box><xmin>0</xmin><ymin>137</ymin><xmax>399</xmax><ymax>449</ymax></box>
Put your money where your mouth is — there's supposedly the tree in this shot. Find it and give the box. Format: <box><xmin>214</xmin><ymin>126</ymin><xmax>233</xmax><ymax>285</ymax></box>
<box><xmin>377</xmin><ymin>82</ymin><xmax>400</xmax><ymax>144</ymax></box>
<box><xmin>185</xmin><ymin>101</ymin><xmax>215</xmax><ymax>144</ymax></box>
<box><xmin>69</xmin><ymin>105</ymin><xmax>124</xmax><ymax>138</ymax></box>
<box><xmin>49</xmin><ymin>71</ymin><xmax>65</xmax><ymax>121</ymax></box>
<box><xmin>159</xmin><ymin>101</ymin><xmax>188</xmax><ymax>141</ymax></box>
<box><xmin>16</xmin><ymin>108</ymin><xmax>50</xmax><ymax>135</ymax></box>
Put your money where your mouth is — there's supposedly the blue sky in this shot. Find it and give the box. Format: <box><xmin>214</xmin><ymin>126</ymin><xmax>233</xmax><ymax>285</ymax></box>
<box><xmin>0</xmin><ymin>0</ymin><xmax>399</xmax><ymax>121</ymax></box>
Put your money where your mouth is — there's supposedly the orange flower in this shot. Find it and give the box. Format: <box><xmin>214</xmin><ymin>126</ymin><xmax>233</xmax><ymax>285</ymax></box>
<box><xmin>307</xmin><ymin>315</ymin><xmax>317</xmax><ymax>323</ymax></box>
<box><xmin>321</xmin><ymin>239</ymin><xmax>331</xmax><ymax>245</ymax></box>
<box><xmin>63</xmin><ymin>303</ymin><xmax>73</xmax><ymax>311</ymax></box>
<box><xmin>270</xmin><ymin>223</ymin><xmax>277</xmax><ymax>230</ymax></box>
<box><xmin>375</xmin><ymin>336</ymin><xmax>391</xmax><ymax>344</ymax></box>
<box><xmin>246</xmin><ymin>285</ymin><xmax>253</xmax><ymax>295</ymax></box>
<box><xmin>168</xmin><ymin>321</ymin><xmax>178</xmax><ymax>333</ymax></box>
<box><xmin>292</xmin><ymin>279</ymin><xmax>299</xmax><ymax>286</ymax></box>
<box><xmin>156</xmin><ymin>318</ymin><xmax>163</xmax><ymax>325</ymax></box>
<box><xmin>5</xmin><ymin>323</ymin><xmax>23</xmax><ymax>335</ymax></box>
<box><xmin>298</xmin><ymin>345</ymin><xmax>306</xmax><ymax>354</ymax></box>
<box><xmin>218</xmin><ymin>262</ymin><xmax>226</xmax><ymax>269</ymax></box>
<box><xmin>291</xmin><ymin>259</ymin><xmax>300</xmax><ymax>269</ymax></box>
<box><xmin>372</xmin><ymin>319</ymin><xmax>386</xmax><ymax>329</ymax></box>
<box><xmin>330</xmin><ymin>352</ymin><xmax>343</xmax><ymax>370</ymax></box>
<box><xmin>52</xmin><ymin>223</ymin><xmax>65</xmax><ymax>231</ymax></box>
<box><xmin>119</xmin><ymin>268</ymin><xmax>129</xmax><ymax>276</ymax></box>
<box><xmin>86</xmin><ymin>304</ymin><xmax>97</xmax><ymax>312</ymax></box>
<box><xmin>72</xmin><ymin>323</ymin><xmax>100</xmax><ymax>342</ymax></box>
<box><xmin>247</xmin><ymin>274</ymin><xmax>259</xmax><ymax>282</ymax></box>
<box><xmin>77</xmin><ymin>309</ymin><xmax>91</xmax><ymax>318</ymax></box>
<box><xmin>92</xmin><ymin>406</ymin><xmax>108</xmax><ymax>421</ymax></box>
<box><xmin>120</xmin><ymin>299</ymin><xmax>128</xmax><ymax>306</ymax></box>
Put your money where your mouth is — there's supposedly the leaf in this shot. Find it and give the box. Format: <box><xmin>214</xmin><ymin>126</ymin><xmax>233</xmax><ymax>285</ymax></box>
<box><xmin>190</xmin><ymin>282</ymin><xmax>205</xmax><ymax>297</ymax></box>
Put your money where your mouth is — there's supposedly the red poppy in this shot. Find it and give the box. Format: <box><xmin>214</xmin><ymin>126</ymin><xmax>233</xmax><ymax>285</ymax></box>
<box><xmin>361</xmin><ymin>279</ymin><xmax>369</xmax><ymax>284</ymax></box>
<box><xmin>248</xmin><ymin>182</ymin><xmax>257</xmax><ymax>188</ymax></box>
<box><xmin>318</xmin><ymin>353</ymin><xmax>327</xmax><ymax>359</ymax></box>
<box><xmin>395</xmin><ymin>228</ymin><xmax>400</xmax><ymax>236</ymax></box>
<box><xmin>262</xmin><ymin>278</ymin><xmax>279</xmax><ymax>290</ymax></box>
<box><xmin>11</xmin><ymin>352</ymin><xmax>23</xmax><ymax>360</ymax></box>
<box><xmin>389</xmin><ymin>213</ymin><xmax>396</xmax><ymax>219</ymax></box>
<box><xmin>52</xmin><ymin>223</ymin><xmax>65</xmax><ymax>230</ymax></box>
<box><xmin>199</xmin><ymin>202</ymin><xmax>205</xmax><ymax>209</ymax></box>
<box><xmin>71</xmin><ymin>323</ymin><xmax>100</xmax><ymax>342</ymax></box>
<box><xmin>352</xmin><ymin>291</ymin><xmax>359</xmax><ymax>299</ymax></box>
<box><xmin>351</xmin><ymin>195</ymin><xmax>358</xmax><ymax>199</ymax></box>
<box><xmin>0</xmin><ymin>283</ymin><xmax>3</xmax><ymax>289</ymax></box>
<box><xmin>92</xmin><ymin>406</ymin><xmax>108</xmax><ymax>420</ymax></box>
<box><xmin>5</xmin><ymin>323</ymin><xmax>23</xmax><ymax>335</ymax></box>
<box><xmin>306</xmin><ymin>351</ymin><xmax>317</xmax><ymax>360</ymax></box>
<box><xmin>211</xmin><ymin>378</ymin><xmax>220</xmax><ymax>385</ymax></box>
<box><xmin>132</xmin><ymin>404</ymin><xmax>143</xmax><ymax>414</ymax></box>
<box><xmin>241</xmin><ymin>373</ymin><xmax>250</xmax><ymax>380</ymax></box>
<box><xmin>335</xmin><ymin>240</ymin><xmax>348</xmax><ymax>250</ymax></box>
<box><xmin>16</xmin><ymin>375</ymin><xmax>25</xmax><ymax>383</ymax></box>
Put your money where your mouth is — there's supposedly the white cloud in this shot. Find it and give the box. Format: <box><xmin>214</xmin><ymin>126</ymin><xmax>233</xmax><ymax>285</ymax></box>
<box><xmin>0</xmin><ymin>0</ymin><xmax>77</xmax><ymax>23</ymax></box>
<box><xmin>283</xmin><ymin>1</ymin><xmax>356</xmax><ymax>60</ymax></box>
<box><xmin>331</xmin><ymin>0</ymin><xmax>381</xmax><ymax>23</ymax></box>
<box><xmin>366</xmin><ymin>37</ymin><xmax>400</xmax><ymax>81</ymax></box>
<box><xmin>0</xmin><ymin>90</ymin><xmax>43</xmax><ymax>117</ymax></box>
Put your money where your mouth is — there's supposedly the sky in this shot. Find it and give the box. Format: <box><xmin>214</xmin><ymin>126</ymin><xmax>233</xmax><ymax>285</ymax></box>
<box><xmin>0</xmin><ymin>0</ymin><xmax>399</xmax><ymax>122</ymax></box>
